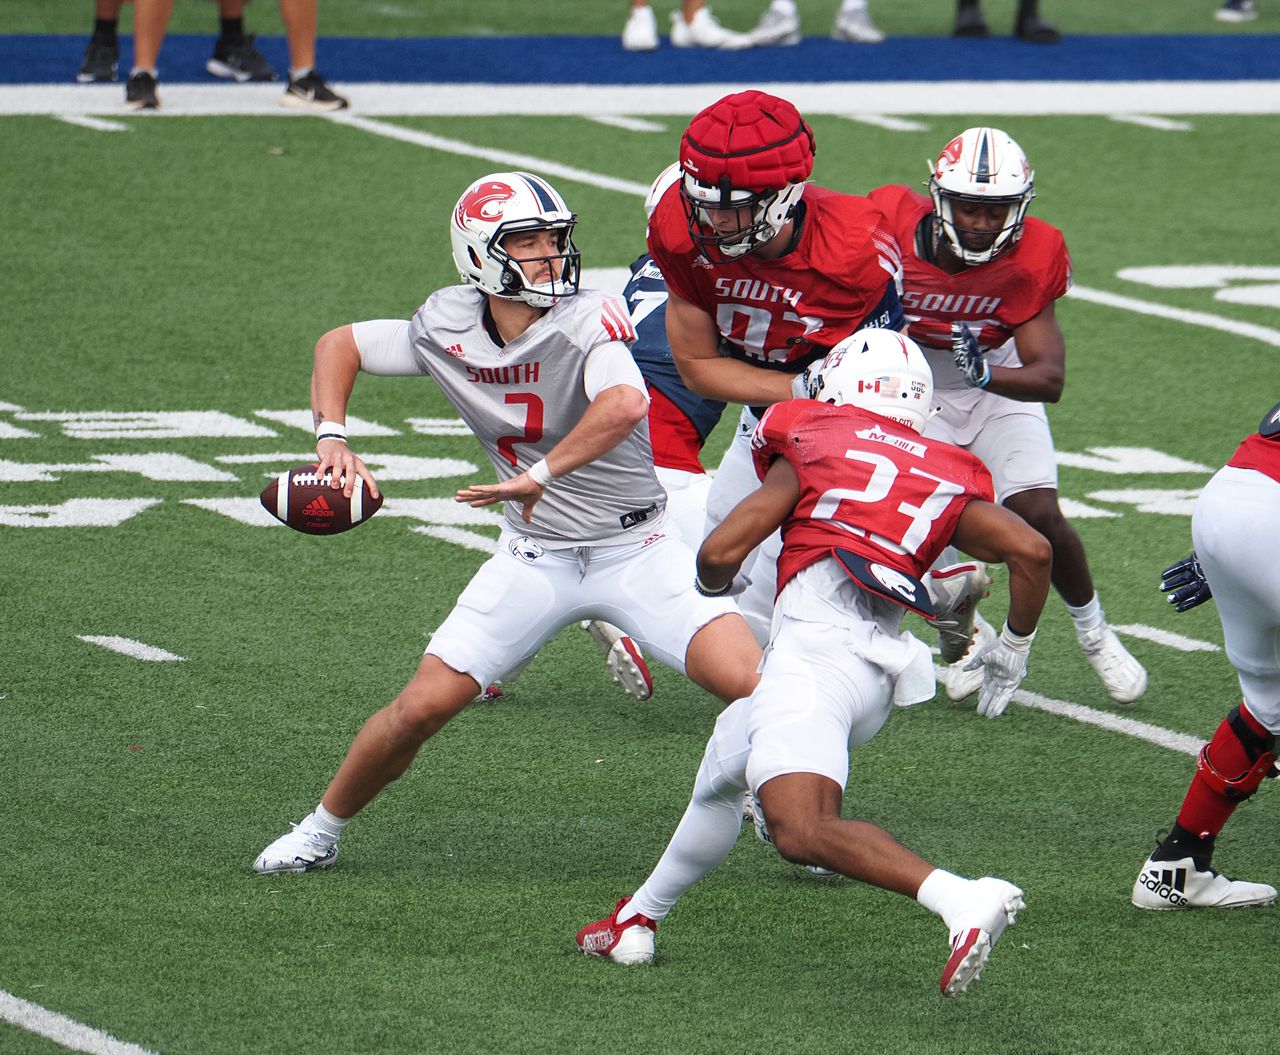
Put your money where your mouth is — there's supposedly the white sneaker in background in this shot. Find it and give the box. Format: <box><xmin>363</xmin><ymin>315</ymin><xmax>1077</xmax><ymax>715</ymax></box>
<box><xmin>582</xmin><ymin>620</ymin><xmax>654</xmax><ymax>700</ymax></box>
<box><xmin>670</xmin><ymin>7</ymin><xmax>752</xmax><ymax>48</ymax></box>
<box><xmin>744</xmin><ymin>5</ymin><xmax>801</xmax><ymax>46</ymax></box>
<box><xmin>831</xmin><ymin>4</ymin><xmax>885</xmax><ymax>43</ymax></box>
<box><xmin>622</xmin><ymin>5</ymin><xmax>660</xmax><ymax>50</ymax></box>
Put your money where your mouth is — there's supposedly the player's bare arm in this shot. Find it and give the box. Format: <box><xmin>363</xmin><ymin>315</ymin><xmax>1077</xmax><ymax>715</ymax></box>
<box><xmin>696</xmin><ymin>458</ymin><xmax>801</xmax><ymax>592</ymax></box>
<box><xmin>666</xmin><ymin>292</ymin><xmax>794</xmax><ymax>406</ymax></box>
<box><xmin>310</xmin><ymin>324</ymin><xmax>380</xmax><ymax>500</ymax></box>
<box><xmin>987</xmin><ymin>303</ymin><xmax>1065</xmax><ymax>404</ymax></box>
<box><xmin>456</xmin><ymin>383</ymin><xmax>650</xmax><ymax>523</ymax></box>
<box><xmin>950</xmin><ymin>500</ymin><xmax>1052</xmax><ymax>635</ymax></box>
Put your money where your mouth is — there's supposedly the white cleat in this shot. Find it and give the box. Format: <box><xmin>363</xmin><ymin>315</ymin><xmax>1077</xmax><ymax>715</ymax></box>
<box><xmin>941</xmin><ymin>612</ymin><xmax>997</xmax><ymax>702</ymax></box>
<box><xmin>576</xmin><ymin>897</ymin><xmax>657</xmax><ymax>965</ymax></box>
<box><xmin>621</xmin><ymin>4</ymin><xmax>659</xmax><ymax>50</ymax></box>
<box><xmin>928</xmin><ymin>562</ymin><xmax>991</xmax><ymax>664</ymax></box>
<box><xmin>940</xmin><ymin>877</ymin><xmax>1025</xmax><ymax>996</ymax></box>
<box><xmin>1132</xmin><ymin>855</ymin><xmax>1276</xmax><ymax>910</ymax></box>
<box><xmin>831</xmin><ymin>4</ymin><xmax>885</xmax><ymax>43</ymax></box>
<box><xmin>744</xmin><ymin>5</ymin><xmax>801</xmax><ymax>46</ymax></box>
<box><xmin>1078</xmin><ymin>625</ymin><xmax>1147</xmax><ymax>703</ymax></box>
<box><xmin>670</xmin><ymin>7</ymin><xmax>752</xmax><ymax>49</ymax></box>
<box><xmin>582</xmin><ymin>620</ymin><xmax>654</xmax><ymax>701</ymax></box>
<box><xmin>253</xmin><ymin>818</ymin><xmax>338</xmax><ymax>875</ymax></box>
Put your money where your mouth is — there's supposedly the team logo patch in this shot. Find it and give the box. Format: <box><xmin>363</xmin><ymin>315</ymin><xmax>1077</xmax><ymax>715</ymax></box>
<box><xmin>456</xmin><ymin>181</ymin><xmax>516</xmax><ymax>226</ymax></box>
<box><xmin>833</xmin><ymin>549</ymin><xmax>935</xmax><ymax>618</ymax></box>
<box><xmin>508</xmin><ymin>535</ymin><xmax>545</xmax><ymax>563</ymax></box>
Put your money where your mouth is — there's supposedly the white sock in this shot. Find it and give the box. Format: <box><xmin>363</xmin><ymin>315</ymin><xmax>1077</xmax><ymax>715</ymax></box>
<box><xmin>623</xmin><ymin>764</ymin><xmax>746</xmax><ymax>923</ymax></box>
<box><xmin>770</xmin><ymin>0</ymin><xmax>798</xmax><ymax>15</ymax></box>
<box><xmin>1066</xmin><ymin>594</ymin><xmax>1104</xmax><ymax>635</ymax></box>
<box><xmin>289</xmin><ymin>66</ymin><xmax>313</xmax><ymax>81</ymax></box>
<box><xmin>916</xmin><ymin>868</ymin><xmax>971</xmax><ymax>929</ymax></box>
<box><xmin>129</xmin><ymin>66</ymin><xmax>156</xmax><ymax>77</ymax></box>
<box><xmin>839</xmin><ymin>0</ymin><xmax>868</xmax><ymax>12</ymax></box>
<box><xmin>307</xmin><ymin>803</ymin><xmax>349</xmax><ymax>840</ymax></box>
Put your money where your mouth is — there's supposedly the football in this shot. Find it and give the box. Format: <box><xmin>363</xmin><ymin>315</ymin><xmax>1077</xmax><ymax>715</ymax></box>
<box><xmin>259</xmin><ymin>464</ymin><xmax>383</xmax><ymax>535</ymax></box>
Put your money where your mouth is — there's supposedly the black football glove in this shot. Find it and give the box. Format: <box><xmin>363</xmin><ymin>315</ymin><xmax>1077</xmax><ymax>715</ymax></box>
<box><xmin>1160</xmin><ymin>551</ymin><xmax>1213</xmax><ymax>612</ymax></box>
<box><xmin>790</xmin><ymin>362</ymin><xmax>820</xmax><ymax>401</ymax></box>
<box><xmin>951</xmin><ymin>322</ymin><xmax>991</xmax><ymax>389</ymax></box>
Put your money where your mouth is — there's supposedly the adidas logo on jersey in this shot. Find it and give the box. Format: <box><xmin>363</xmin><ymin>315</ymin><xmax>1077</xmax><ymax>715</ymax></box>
<box><xmin>1136</xmin><ymin>866</ymin><xmax>1189</xmax><ymax>907</ymax></box>
<box><xmin>444</xmin><ymin>343</ymin><xmax>466</xmax><ymax>358</ymax></box>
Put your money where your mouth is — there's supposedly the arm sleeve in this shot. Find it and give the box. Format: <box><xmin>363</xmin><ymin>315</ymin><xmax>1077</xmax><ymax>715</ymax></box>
<box><xmin>351</xmin><ymin>319</ymin><xmax>421</xmax><ymax>376</ymax></box>
<box><xmin>583</xmin><ymin>341</ymin><xmax>649</xmax><ymax>402</ymax></box>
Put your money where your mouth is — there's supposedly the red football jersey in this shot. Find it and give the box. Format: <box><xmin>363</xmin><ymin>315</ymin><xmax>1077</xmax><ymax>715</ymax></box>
<box><xmin>1227</xmin><ymin>432</ymin><xmax>1280</xmax><ymax>485</ymax></box>
<box><xmin>867</xmin><ymin>184</ymin><xmax>1070</xmax><ymax>355</ymax></box>
<box><xmin>752</xmin><ymin>400</ymin><xmax>995</xmax><ymax>594</ymax></box>
<box><xmin>647</xmin><ymin>184</ymin><xmax>904</xmax><ymax>369</ymax></box>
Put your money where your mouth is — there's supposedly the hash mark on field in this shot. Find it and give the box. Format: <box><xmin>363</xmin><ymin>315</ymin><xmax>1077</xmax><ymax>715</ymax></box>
<box><xmin>837</xmin><ymin>114</ymin><xmax>930</xmax><ymax>132</ymax></box>
<box><xmin>77</xmin><ymin>636</ymin><xmax>186</xmax><ymax>662</ymax></box>
<box><xmin>1014</xmin><ymin>690</ymin><xmax>1203</xmax><ymax>757</ymax></box>
<box><xmin>587</xmin><ymin>115</ymin><xmax>666</xmax><ymax>132</ymax></box>
<box><xmin>1111</xmin><ymin>624</ymin><xmax>1221</xmax><ymax>653</ymax></box>
<box><xmin>0</xmin><ymin>989</ymin><xmax>157</xmax><ymax>1055</ymax></box>
<box><xmin>1108</xmin><ymin>114</ymin><xmax>1193</xmax><ymax>131</ymax></box>
<box><xmin>1069</xmin><ymin>284</ymin><xmax>1280</xmax><ymax>348</ymax></box>
<box><xmin>55</xmin><ymin>114</ymin><xmax>131</xmax><ymax>132</ymax></box>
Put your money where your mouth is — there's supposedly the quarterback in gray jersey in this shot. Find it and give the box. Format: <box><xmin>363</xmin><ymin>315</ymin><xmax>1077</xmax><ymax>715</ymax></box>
<box><xmin>254</xmin><ymin>172</ymin><xmax>763</xmax><ymax>880</ymax></box>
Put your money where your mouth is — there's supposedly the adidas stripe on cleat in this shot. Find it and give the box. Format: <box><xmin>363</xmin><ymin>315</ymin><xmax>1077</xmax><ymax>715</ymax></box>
<box><xmin>1131</xmin><ymin>856</ymin><xmax>1276</xmax><ymax>910</ymax></box>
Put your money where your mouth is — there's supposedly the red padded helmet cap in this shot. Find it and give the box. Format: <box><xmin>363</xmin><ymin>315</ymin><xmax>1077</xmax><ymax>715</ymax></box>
<box><xmin>680</xmin><ymin>91</ymin><xmax>815</xmax><ymax>193</ymax></box>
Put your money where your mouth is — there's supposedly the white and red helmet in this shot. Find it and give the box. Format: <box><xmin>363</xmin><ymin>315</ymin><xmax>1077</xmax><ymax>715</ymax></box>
<box><xmin>927</xmin><ymin>127</ymin><xmax>1035</xmax><ymax>265</ymax></box>
<box><xmin>450</xmin><ymin>171</ymin><xmax>581</xmax><ymax>308</ymax></box>
<box><xmin>811</xmin><ymin>329</ymin><xmax>935</xmax><ymax>433</ymax></box>
<box><xmin>679</xmin><ymin>91</ymin><xmax>815</xmax><ymax>259</ymax></box>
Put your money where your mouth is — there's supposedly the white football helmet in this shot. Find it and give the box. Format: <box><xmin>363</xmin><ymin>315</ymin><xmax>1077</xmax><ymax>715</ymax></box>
<box><xmin>450</xmin><ymin>171</ymin><xmax>580</xmax><ymax>308</ymax></box>
<box><xmin>811</xmin><ymin>328</ymin><xmax>934</xmax><ymax>433</ymax></box>
<box><xmin>645</xmin><ymin>162</ymin><xmax>682</xmax><ymax>221</ymax></box>
<box><xmin>927</xmin><ymin>127</ymin><xmax>1035</xmax><ymax>265</ymax></box>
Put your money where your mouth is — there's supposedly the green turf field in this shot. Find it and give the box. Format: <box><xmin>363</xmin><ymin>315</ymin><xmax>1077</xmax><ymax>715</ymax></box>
<box><xmin>3</xmin><ymin>104</ymin><xmax>1278</xmax><ymax>1054</ymax></box>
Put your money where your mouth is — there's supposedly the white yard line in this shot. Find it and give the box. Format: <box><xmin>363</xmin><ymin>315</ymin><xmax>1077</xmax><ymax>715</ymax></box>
<box><xmin>1111</xmin><ymin>624</ymin><xmax>1222</xmax><ymax>653</ymax></box>
<box><xmin>1013</xmin><ymin>690</ymin><xmax>1205</xmax><ymax>757</ymax></box>
<box><xmin>76</xmin><ymin>636</ymin><xmax>186</xmax><ymax>662</ymax></box>
<box><xmin>836</xmin><ymin>113</ymin><xmax>931</xmax><ymax>132</ymax></box>
<box><xmin>8</xmin><ymin>81</ymin><xmax>1280</xmax><ymax>116</ymax></box>
<box><xmin>0</xmin><ymin>990</ymin><xmax>157</xmax><ymax>1055</ymax></box>
<box><xmin>1068</xmin><ymin>285</ymin><xmax>1280</xmax><ymax>348</ymax></box>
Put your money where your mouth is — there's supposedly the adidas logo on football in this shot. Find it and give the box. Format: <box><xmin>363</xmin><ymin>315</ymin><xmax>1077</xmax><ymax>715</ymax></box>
<box><xmin>1137</xmin><ymin>866</ymin><xmax>1189</xmax><ymax>907</ymax></box>
<box><xmin>302</xmin><ymin>494</ymin><xmax>336</xmax><ymax>518</ymax></box>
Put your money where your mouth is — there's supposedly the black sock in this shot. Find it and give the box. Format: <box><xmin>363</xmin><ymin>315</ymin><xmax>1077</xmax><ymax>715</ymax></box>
<box><xmin>92</xmin><ymin>18</ymin><xmax>118</xmax><ymax>44</ymax></box>
<box><xmin>218</xmin><ymin>17</ymin><xmax>246</xmax><ymax>45</ymax></box>
<box><xmin>1154</xmin><ymin>821</ymin><xmax>1216</xmax><ymax>871</ymax></box>
<box><xmin>1016</xmin><ymin>0</ymin><xmax>1039</xmax><ymax>20</ymax></box>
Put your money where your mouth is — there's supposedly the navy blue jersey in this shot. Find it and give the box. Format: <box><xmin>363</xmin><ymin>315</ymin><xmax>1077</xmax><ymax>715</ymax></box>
<box><xmin>623</xmin><ymin>254</ymin><xmax>727</xmax><ymax>444</ymax></box>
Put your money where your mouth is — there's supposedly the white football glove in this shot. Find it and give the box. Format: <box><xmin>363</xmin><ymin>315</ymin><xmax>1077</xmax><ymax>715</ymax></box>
<box><xmin>963</xmin><ymin>622</ymin><xmax>1036</xmax><ymax>718</ymax></box>
<box><xmin>790</xmin><ymin>363</ymin><xmax>820</xmax><ymax>401</ymax></box>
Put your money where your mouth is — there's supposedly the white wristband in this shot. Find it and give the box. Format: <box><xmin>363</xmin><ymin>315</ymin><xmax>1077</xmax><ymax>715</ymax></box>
<box><xmin>315</xmin><ymin>420</ymin><xmax>347</xmax><ymax>442</ymax></box>
<box><xmin>526</xmin><ymin>458</ymin><xmax>554</xmax><ymax>488</ymax></box>
<box><xmin>999</xmin><ymin>622</ymin><xmax>1037</xmax><ymax>651</ymax></box>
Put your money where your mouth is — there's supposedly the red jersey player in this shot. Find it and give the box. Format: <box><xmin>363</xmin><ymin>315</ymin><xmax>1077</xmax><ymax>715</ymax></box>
<box><xmin>868</xmin><ymin>126</ymin><xmax>1147</xmax><ymax>706</ymax></box>
<box><xmin>647</xmin><ymin>89</ymin><xmax>906</xmax><ymax>642</ymax></box>
<box><xmin>576</xmin><ymin>329</ymin><xmax>1053</xmax><ymax>997</ymax></box>
<box><xmin>1133</xmin><ymin>401</ymin><xmax>1280</xmax><ymax>911</ymax></box>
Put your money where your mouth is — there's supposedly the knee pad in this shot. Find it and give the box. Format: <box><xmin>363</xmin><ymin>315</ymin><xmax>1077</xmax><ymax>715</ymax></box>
<box><xmin>1196</xmin><ymin>704</ymin><xmax>1278</xmax><ymax>802</ymax></box>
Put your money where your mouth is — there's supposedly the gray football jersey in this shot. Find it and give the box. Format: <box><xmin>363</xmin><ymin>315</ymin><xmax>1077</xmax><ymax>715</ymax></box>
<box><xmin>409</xmin><ymin>286</ymin><xmax>665</xmax><ymax>544</ymax></box>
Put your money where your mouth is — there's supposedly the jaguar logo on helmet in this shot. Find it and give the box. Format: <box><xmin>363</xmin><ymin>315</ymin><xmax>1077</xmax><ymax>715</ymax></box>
<box><xmin>455</xmin><ymin>181</ymin><xmax>516</xmax><ymax>228</ymax></box>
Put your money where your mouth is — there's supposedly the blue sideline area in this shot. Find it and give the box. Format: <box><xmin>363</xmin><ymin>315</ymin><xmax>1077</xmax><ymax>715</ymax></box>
<box><xmin>4</xmin><ymin>32</ymin><xmax>1279</xmax><ymax>85</ymax></box>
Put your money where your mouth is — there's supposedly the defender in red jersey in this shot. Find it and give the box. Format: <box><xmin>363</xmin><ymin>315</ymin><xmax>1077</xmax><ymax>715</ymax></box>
<box><xmin>577</xmin><ymin>331</ymin><xmax>1052</xmax><ymax>996</ymax></box>
<box><xmin>868</xmin><ymin>126</ymin><xmax>1148</xmax><ymax>706</ymax></box>
<box><xmin>649</xmin><ymin>90</ymin><xmax>906</xmax><ymax>641</ymax></box>
<box><xmin>1132</xmin><ymin>402</ymin><xmax>1280</xmax><ymax>911</ymax></box>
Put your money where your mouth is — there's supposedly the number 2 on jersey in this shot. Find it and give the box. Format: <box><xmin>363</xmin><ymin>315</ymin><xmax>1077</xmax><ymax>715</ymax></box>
<box><xmin>497</xmin><ymin>393</ymin><xmax>544</xmax><ymax>468</ymax></box>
